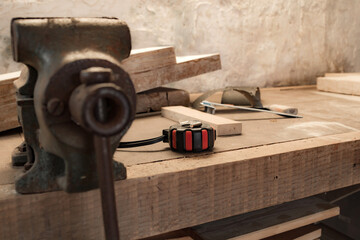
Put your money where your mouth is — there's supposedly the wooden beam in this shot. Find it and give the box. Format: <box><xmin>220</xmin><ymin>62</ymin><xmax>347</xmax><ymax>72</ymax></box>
<box><xmin>192</xmin><ymin>197</ymin><xmax>336</xmax><ymax>240</ymax></box>
<box><xmin>120</xmin><ymin>46</ymin><xmax>176</xmax><ymax>74</ymax></box>
<box><xmin>0</xmin><ymin>71</ymin><xmax>20</xmax><ymax>85</ymax></box>
<box><xmin>132</xmin><ymin>53</ymin><xmax>221</xmax><ymax>92</ymax></box>
<box><xmin>161</xmin><ymin>106</ymin><xmax>242</xmax><ymax>136</ymax></box>
<box><xmin>317</xmin><ymin>75</ymin><xmax>360</xmax><ymax>96</ymax></box>
<box><xmin>1</xmin><ymin>131</ymin><xmax>360</xmax><ymax>239</ymax></box>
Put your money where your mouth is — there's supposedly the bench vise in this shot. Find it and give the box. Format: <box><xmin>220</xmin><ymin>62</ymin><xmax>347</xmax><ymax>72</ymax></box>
<box><xmin>11</xmin><ymin>17</ymin><xmax>136</xmax><ymax>194</ymax></box>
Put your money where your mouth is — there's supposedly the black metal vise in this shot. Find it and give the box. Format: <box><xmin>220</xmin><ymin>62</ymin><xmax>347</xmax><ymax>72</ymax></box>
<box><xmin>11</xmin><ymin>18</ymin><xmax>136</xmax><ymax>193</ymax></box>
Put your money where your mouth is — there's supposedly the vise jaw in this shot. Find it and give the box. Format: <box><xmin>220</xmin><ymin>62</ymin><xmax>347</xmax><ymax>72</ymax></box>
<box><xmin>11</xmin><ymin>18</ymin><xmax>136</xmax><ymax>193</ymax></box>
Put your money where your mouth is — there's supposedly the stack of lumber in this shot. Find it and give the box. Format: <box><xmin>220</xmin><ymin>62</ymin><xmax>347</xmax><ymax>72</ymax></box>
<box><xmin>140</xmin><ymin>196</ymin><xmax>338</xmax><ymax>240</ymax></box>
<box><xmin>0</xmin><ymin>46</ymin><xmax>221</xmax><ymax>132</ymax></box>
<box><xmin>317</xmin><ymin>73</ymin><xmax>360</xmax><ymax>95</ymax></box>
<box><xmin>120</xmin><ymin>46</ymin><xmax>221</xmax><ymax>93</ymax></box>
<box><xmin>191</xmin><ymin>196</ymin><xmax>338</xmax><ymax>240</ymax></box>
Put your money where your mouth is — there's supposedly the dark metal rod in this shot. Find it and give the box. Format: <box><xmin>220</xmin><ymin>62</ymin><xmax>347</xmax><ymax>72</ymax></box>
<box><xmin>94</xmin><ymin>136</ymin><xmax>120</xmax><ymax>240</ymax></box>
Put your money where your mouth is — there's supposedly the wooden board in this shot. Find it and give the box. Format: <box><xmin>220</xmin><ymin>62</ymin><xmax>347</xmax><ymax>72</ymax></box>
<box><xmin>121</xmin><ymin>46</ymin><xmax>176</xmax><ymax>74</ymax></box>
<box><xmin>0</xmin><ymin>131</ymin><xmax>359</xmax><ymax>239</ymax></box>
<box><xmin>161</xmin><ymin>106</ymin><xmax>242</xmax><ymax>136</ymax></box>
<box><xmin>133</xmin><ymin>53</ymin><xmax>221</xmax><ymax>92</ymax></box>
<box><xmin>0</xmin><ymin>71</ymin><xmax>21</xmax><ymax>85</ymax></box>
<box><xmin>192</xmin><ymin>197</ymin><xmax>335</xmax><ymax>240</ymax></box>
<box><xmin>263</xmin><ymin>225</ymin><xmax>321</xmax><ymax>240</ymax></box>
<box><xmin>317</xmin><ymin>74</ymin><xmax>360</xmax><ymax>95</ymax></box>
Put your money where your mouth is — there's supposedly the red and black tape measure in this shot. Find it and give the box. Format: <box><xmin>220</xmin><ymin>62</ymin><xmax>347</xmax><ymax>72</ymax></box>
<box><xmin>163</xmin><ymin>121</ymin><xmax>216</xmax><ymax>152</ymax></box>
<box><xmin>118</xmin><ymin>120</ymin><xmax>216</xmax><ymax>153</ymax></box>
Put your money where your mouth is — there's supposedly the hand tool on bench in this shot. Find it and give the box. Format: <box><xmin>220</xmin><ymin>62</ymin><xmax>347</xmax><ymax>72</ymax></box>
<box><xmin>201</xmin><ymin>100</ymin><xmax>302</xmax><ymax>118</ymax></box>
<box><xmin>11</xmin><ymin>17</ymin><xmax>137</xmax><ymax>240</ymax></box>
<box><xmin>221</xmin><ymin>87</ymin><xmax>298</xmax><ymax>115</ymax></box>
<box><xmin>193</xmin><ymin>86</ymin><xmax>300</xmax><ymax>118</ymax></box>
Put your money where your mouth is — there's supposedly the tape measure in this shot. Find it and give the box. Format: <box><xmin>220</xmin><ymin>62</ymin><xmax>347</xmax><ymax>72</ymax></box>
<box><xmin>163</xmin><ymin>121</ymin><xmax>216</xmax><ymax>152</ymax></box>
<box><xmin>118</xmin><ymin>120</ymin><xmax>216</xmax><ymax>153</ymax></box>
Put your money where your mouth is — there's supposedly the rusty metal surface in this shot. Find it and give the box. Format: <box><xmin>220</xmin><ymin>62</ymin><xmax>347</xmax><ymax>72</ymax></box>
<box><xmin>11</xmin><ymin>17</ymin><xmax>135</xmax><ymax>193</ymax></box>
<box><xmin>11</xmin><ymin>17</ymin><xmax>138</xmax><ymax>240</ymax></box>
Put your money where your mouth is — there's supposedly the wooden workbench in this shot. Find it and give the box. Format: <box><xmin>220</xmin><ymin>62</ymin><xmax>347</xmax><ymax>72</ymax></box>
<box><xmin>1</xmin><ymin>86</ymin><xmax>360</xmax><ymax>239</ymax></box>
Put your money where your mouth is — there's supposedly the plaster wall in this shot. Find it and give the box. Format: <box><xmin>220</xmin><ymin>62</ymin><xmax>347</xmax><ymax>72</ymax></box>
<box><xmin>0</xmin><ymin>0</ymin><xmax>359</xmax><ymax>92</ymax></box>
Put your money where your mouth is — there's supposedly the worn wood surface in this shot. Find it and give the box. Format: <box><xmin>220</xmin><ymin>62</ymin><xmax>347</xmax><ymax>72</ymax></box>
<box><xmin>0</xmin><ymin>88</ymin><xmax>360</xmax><ymax>239</ymax></box>
<box><xmin>192</xmin><ymin>196</ymin><xmax>336</xmax><ymax>240</ymax></box>
<box><xmin>161</xmin><ymin>106</ymin><xmax>242</xmax><ymax>136</ymax></box>
<box><xmin>119</xmin><ymin>88</ymin><xmax>360</xmax><ymax>166</ymax></box>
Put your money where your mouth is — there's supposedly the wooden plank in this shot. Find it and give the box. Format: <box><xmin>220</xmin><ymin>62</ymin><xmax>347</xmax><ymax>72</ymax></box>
<box><xmin>192</xmin><ymin>197</ymin><xmax>335</xmax><ymax>240</ymax></box>
<box><xmin>174</xmin><ymin>54</ymin><xmax>221</xmax><ymax>82</ymax></box>
<box><xmin>121</xmin><ymin>46</ymin><xmax>176</xmax><ymax>74</ymax></box>
<box><xmin>317</xmin><ymin>76</ymin><xmax>360</xmax><ymax>95</ymax></box>
<box><xmin>263</xmin><ymin>225</ymin><xmax>321</xmax><ymax>240</ymax></box>
<box><xmin>132</xmin><ymin>53</ymin><xmax>221</xmax><ymax>92</ymax></box>
<box><xmin>0</xmin><ymin>71</ymin><xmax>20</xmax><ymax>85</ymax></box>
<box><xmin>0</xmin><ymin>131</ymin><xmax>360</xmax><ymax>239</ymax></box>
<box><xmin>161</xmin><ymin>106</ymin><xmax>242</xmax><ymax>136</ymax></box>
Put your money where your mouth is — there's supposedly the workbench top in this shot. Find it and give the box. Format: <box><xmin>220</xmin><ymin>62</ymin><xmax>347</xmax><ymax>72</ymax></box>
<box><xmin>1</xmin><ymin>86</ymin><xmax>360</xmax><ymax>240</ymax></box>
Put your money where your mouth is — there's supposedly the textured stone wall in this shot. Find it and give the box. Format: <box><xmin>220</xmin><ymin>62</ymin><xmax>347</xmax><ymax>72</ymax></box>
<box><xmin>0</xmin><ymin>0</ymin><xmax>359</xmax><ymax>92</ymax></box>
